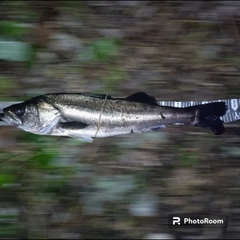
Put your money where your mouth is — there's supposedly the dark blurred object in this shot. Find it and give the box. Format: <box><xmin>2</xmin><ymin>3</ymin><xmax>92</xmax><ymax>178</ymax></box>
<box><xmin>27</xmin><ymin>1</ymin><xmax>61</xmax><ymax>48</ymax></box>
<box><xmin>27</xmin><ymin>0</ymin><xmax>61</xmax><ymax>24</ymax></box>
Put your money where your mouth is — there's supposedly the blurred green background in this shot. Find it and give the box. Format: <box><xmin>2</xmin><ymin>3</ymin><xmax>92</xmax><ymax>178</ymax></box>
<box><xmin>0</xmin><ymin>1</ymin><xmax>240</xmax><ymax>239</ymax></box>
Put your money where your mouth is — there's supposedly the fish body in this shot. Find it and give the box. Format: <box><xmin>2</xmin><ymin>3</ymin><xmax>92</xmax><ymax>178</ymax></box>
<box><xmin>1</xmin><ymin>92</ymin><xmax>227</xmax><ymax>142</ymax></box>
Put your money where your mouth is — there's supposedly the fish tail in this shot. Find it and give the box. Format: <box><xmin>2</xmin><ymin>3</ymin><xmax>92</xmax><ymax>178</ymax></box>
<box><xmin>191</xmin><ymin>102</ymin><xmax>227</xmax><ymax>135</ymax></box>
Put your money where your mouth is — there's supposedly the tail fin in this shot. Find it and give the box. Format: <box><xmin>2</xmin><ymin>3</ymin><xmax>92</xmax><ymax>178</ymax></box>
<box><xmin>192</xmin><ymin>102</ymin><xmax>227</xmax><ymax>135</ymax></box>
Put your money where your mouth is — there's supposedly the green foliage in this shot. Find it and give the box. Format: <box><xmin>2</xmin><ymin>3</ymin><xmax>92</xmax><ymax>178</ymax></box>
<box><xmin>0</xmin><ymin>20</ymin><xmax>32</xmax><ymax>62</ymax></box>
<box><xmin>0</xmin><ymin>226</ymin><xmax>23</xmax><ymax>238</ymax></box>
<box><xmin>0</xmin><ymin>174</ymin><xmax>16</xmax><ymax>187</ymax></box>
<box><xmin>15</xmin><ymin>133</ymin><xmax>60</xmax><ymax>169</ymax></box>
<box><xmin>78</xmin><ymin>38</ymin><xmax>119</xmax><ymax>63</ymax></box>
<box><xmin>29</xmin><ymin>152</ymin><xmax>58</xmax><ymax>169</ymax></box>
<box><xmin>92</xmin><ymin>38</ymin><xmax>119</xmax><ymax>61</ymax></box>
<box><xmin>0</xmin><ymin>21</ymin><xmax>28</xmax><ymax>38</ymax></box>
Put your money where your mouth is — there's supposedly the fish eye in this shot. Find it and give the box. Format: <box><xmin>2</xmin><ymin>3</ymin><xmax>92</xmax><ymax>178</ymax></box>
<box><xmin>14</xmin><ymin>107</ymin><xmax>25</xmax><ymax>116</ymax></box>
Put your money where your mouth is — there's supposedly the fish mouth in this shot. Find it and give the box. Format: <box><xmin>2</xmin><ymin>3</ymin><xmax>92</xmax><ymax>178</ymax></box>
<box><xmin>0</xmin><ymin>113</ymin><xmax>4</xmax><ymax>121</ymax></box>
<box><xmin>2</xmin><ymin>110</ymin><xmax>22</xmax><ymax>126</ymax></box>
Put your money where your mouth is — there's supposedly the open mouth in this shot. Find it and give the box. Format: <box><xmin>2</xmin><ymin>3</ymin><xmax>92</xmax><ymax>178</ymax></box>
<box><xmin>0</xmin><ymin>113</ymin><xmax>4</xmax><ymax>121</ymax></box>
<box><xmin>2</xmin><ymin>111</ymin><xmax>22</xmax><ymax>126</ymax></box>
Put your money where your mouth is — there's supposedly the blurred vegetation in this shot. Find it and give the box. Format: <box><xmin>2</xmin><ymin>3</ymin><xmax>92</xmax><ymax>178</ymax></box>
<box><xmin>0</xmin><ymin>0</ymin><xmax>240</xmax><ymax>239</ymax></box>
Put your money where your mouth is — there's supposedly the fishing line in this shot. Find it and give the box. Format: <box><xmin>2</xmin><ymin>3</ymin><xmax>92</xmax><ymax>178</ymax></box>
<box><xmin>95</xmin><ymin>93</ymin><xmax>108</xmax><ymax>138</ymax></box>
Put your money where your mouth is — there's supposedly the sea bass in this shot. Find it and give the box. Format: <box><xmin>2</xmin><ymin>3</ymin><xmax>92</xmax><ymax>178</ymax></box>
<box><xmin>1</xmin><ymin>92</ymin><xmax>227</xmax><ymax>142</ymax></box>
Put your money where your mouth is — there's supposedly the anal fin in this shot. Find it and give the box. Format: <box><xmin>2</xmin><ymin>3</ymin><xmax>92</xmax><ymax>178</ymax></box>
<box><xmin>68</xmin><ymin>133</ymin><xmax>93</xmax><ymax>143</ymax></box>
<box><xmin>150</xmin><ymin>125</ymin><xmax>166</xmax><ymax>131</ymax></box>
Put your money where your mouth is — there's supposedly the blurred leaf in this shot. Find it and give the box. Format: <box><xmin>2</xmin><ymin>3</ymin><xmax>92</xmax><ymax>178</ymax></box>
<box><xmin>29</xmin><ymin>152</ymin><xmax>58</xmax><ymax>169</ymax></box>
<box><xmin>78</xmin><ymin>38</ymin><xmax>119</xmax><ymax>63</ymax></box>
<box><xmin>18</xmin><ymin>133</ymin><xmax>60</xmax><ymax>150</ymax></box>
<box><xmin>0</xmin><ymin>40</ymin><xmax>32</xmax><ymax>62</ymax></box>
<box><xmin>93</xmin><ymin>38</ymin><xmax>119</xmax><ymax>61</ymax></box>
<box><xmin>0</xmin><ymin>174</ymin><xmax>16</xmax><ymax>187</ymax></box>
<box><xmin>0</xmin><ymin>21</ymin><xmax>28</xmax><ymax>38</ymax></box>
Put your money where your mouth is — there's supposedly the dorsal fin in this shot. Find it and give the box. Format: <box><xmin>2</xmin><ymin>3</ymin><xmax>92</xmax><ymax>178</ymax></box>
<box><xmin>125</xmin><ymin>92</ymin><xmax>158</xmax><ymax>106</ymax></box>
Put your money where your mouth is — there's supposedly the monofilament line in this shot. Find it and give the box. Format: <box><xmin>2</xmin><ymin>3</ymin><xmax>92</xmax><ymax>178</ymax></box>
<box><xmin>95</xmin><ymin>94</ymin><xmax>108</xmax><ymax>138</ymax></box>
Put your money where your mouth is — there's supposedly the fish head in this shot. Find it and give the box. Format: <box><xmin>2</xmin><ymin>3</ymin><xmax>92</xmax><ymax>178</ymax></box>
<box><xmin>3</xmin><ymin>102</ymin><xmax>32</xmax><ymax>127</ymax></box>
<box><xmin>3</xmin><ymin>99</ymin><xmax>60</xmax><ymax>134</ymax></box>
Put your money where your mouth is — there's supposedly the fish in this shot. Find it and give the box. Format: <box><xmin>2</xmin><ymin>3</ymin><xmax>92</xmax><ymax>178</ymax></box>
<box><xmin>0</xmin><ymin>92</ymin><xmax>227</xmax><ymax>142</ymax></box>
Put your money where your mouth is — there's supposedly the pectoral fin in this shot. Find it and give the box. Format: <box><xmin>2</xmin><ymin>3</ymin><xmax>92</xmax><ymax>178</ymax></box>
<box><xmin>39</xmin><ymin>116</ymin><xmax>60</xmax><ymax>134</ymax></box>
<box><xmin>58</xmin><ymin>122</ymin><xmax>93</xmax><ymax>142</ymax></box>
